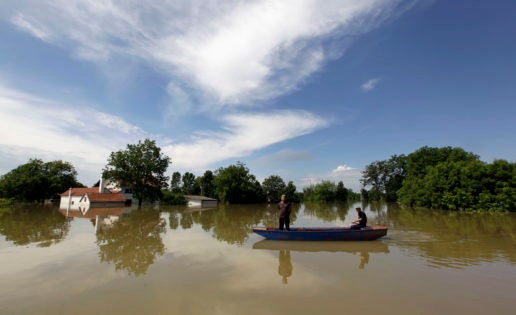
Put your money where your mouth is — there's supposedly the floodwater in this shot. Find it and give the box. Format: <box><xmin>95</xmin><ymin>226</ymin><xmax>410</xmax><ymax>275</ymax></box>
<box><xmin>0</xmin><ymin>202</ymin><xmax>514</xmax><ymax>315</ymax></box>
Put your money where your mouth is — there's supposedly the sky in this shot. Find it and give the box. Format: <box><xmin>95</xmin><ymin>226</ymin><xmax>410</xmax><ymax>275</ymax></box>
<box><xmin>1</xmin><ymin>0</ymin><xmax>515</xmax><ymax>192</ymax></box>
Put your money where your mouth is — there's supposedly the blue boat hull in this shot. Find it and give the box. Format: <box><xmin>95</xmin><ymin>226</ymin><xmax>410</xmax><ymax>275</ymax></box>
<box><xmin>252</xmin><ymin>226</ymin><xmax>387</xmax><ymax>241</ymax></box>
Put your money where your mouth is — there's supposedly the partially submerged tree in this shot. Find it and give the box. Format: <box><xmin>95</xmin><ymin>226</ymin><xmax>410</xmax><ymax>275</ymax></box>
<box><xmin>0</xmin><ymin>159</ymin><xmax>83</xmax><ymax>203</ymax></box>
<box><xmin>181</xmin><ymin>172</ymin><xmax>196</xmax><ymax>194</ymax></box>
<box><xmin>214</xmin><ymin>162</ymin><xmax>264</xmax><ymax>203</ymax></box>
<box><xmin>170</xmin><ymin>171</ymin><xmax>182</xmax><ymax>193</ymax></box>
<box><xmin>361</xmin><ymin>154</ymin><xmax>406</xmax><ymax>202</ymax></box>
<box><xmin>262</xmin><ymin>175</ymin><xmax>286</xmax><ymax>203</ymax></box>
<box><xmin>200</xmin><ymin>170</ymin><xmax>216</xmax><ymax>198</ymax></box>
<box><xmin>103</xmin><ymin>139</ymin><xmax>170</xmax><ymax>207</ymax></box>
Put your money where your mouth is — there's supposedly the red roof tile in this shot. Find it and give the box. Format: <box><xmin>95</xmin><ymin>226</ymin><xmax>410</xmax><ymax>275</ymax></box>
<box><xmin>86</xmin><ymin>192</ymin><xmax>126</xmax><ymax>203</ymax></box>
<box><xmin>60</xmin><ymin>187</ymin><xmax>99</xmax><ymax>196</ymax></box>
<box><xmin>60</xmin><ymin>187</ymin><xmax>125</xmax><ymax>202</ymax></box>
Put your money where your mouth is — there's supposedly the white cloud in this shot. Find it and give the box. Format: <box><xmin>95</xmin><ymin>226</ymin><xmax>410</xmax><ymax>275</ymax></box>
<box><xmin>0</xmin><ymin>84</ymin><xmax>148</xmax><ymax>185</ymax></box>
<box><xmin>163</xmin><ymin>110</ymin><xmax>329</xmax><ymax>171</ymax></box>
<box><xmin>361</xmin><ymin>77</ymin><xmax>381</xmax><ymax>92</ymax></box>
<box><xmin>11</xmin><ymin>13</ymin><xmax>52</xmax><ymax>41</ymax></box>
<box><xmin>332</xmin><ymin>164</ymin><xmax>355</xmax><ymax>173</ymax></box>
<box><xmin>6</xmin><ymin>0</ymin><xmax>405</xmax><ymax>108</ymax></box>
<box><xmin>0</xmin><ymin>84</ymin><xmax>329</xmax><ymax>183</ymax></box>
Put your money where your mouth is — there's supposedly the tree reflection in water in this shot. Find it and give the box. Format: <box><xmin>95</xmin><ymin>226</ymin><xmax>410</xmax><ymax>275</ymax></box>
<box><xmin>0</xmin><ymin>206</ymin><xmax>69</xmax><ymax>247</ymax></box>
<box><xmin>302</xmin><ymin>202</ymin><xmax>350</xmax><ymax>222</ymax></box>
<box><xmin>164</xmin><ymin>204</ymin><xmax>271</xmax><ymax>245</ymax></box>
<box><xmin>387</xmin><ymin>204</ymin><xmax>516</xmax><ymax>267</ymax></box>
<box><xmin>96</xmin><ymin>207</ymin><xmax>166</xmax><ymax>276</ymax></box>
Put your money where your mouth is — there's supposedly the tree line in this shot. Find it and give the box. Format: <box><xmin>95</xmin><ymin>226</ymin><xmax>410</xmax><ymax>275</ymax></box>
<box><xmin>0</xmin><ymin>139</ymin><xmax>358</xmax><ymax>205</ymax></box>
<box><xmin>162</xmin><ymin>161</ymin><xmax>359</xmax><ymax>205</ymax></box>
<box><xmin>2</xmin><ymin>142</ymin><xmax>513</xmax><ymax>210</ymax></box>
<box><xmin>361</xmin><ymin>146</ymin><xmax>515</xmax><ymax>211</ymax></box>
<box><xmin>0</xmin><ymin>159</ymin><xmax>84</xmax><ymax>204</ymax></box>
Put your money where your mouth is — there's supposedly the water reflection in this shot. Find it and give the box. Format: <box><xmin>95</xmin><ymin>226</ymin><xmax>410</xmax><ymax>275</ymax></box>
<box><xmin>162</xmin><ymin>202</ymin><xmax>353</xmax><ymax>247</ymax></box>
<box><xmin>96</xmin><ymin>208</ymin><xmax>166</xmax><ymax>275</ymax></box>
<box><xmin>59</xmin><ymin>206</ymin><xmax>129</xmax><ymax>232</ymax></box>
<box><xmin>278</xmin><ymin>249</ymin><xmax>293</xmax><ymax>284</ymax></box>
<box><xmin>302</xmin><ymin>202</ymin><xmax>350</xmax><ymax>222</ymax></box>
<box><xmin>59</xmin><ymin>205</ymin><xmax>166</xmax><ymax>276</ymax></box>
<box><xmin>163</xmin><ymin>204</ymin><xmax>271</xmax><ymax>245</ymax></box>
<box><xmin>386</xmin><ymin>204</ymin><xmax>516</xmax><ymax>267</ymax></box>
<box><xmin>254</xmin><ymin>239</ymin><xmax>390</xmax><ymax>276</ymax></box>
<box><xmin>0</xmin><ymin>206</ymin><xmax>69</xmax><ymax>247</ymax></box>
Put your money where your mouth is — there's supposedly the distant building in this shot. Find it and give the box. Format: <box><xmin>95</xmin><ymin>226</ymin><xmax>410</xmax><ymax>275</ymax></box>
<box><xmin>60</xmin><ymin>178</ymin><xmax>127</xmax><ymax>214</ymax></box>
<box><xmin>184</xmin><ymin>195</ymin><xmax>218</xmax><ymax>208</ymax></box>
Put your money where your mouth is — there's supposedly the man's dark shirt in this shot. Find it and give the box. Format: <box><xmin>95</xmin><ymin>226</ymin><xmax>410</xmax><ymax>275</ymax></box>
<box><xmin>278</xmin><ymin>201</ymin><xmax>291</xmax><ymax>218</ymax></box>
<box><xmin>358</xmin><ymin>211</ymin><xmax>367</xmax><ymax>226</ymax></box>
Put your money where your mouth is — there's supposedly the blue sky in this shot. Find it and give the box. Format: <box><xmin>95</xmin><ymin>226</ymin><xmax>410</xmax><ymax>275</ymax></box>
<box><xmin>1</xmin><ymin>0</ymin><xmax>515</xmax><ymax>192</ymax></box>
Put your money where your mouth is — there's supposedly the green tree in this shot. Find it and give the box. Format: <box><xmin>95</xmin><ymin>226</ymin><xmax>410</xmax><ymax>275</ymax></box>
<box><xmin>213</xmin><ymin>162</ymin><xmax>264</xmax><ymax>203</ymax></box>
<box><xmin>262</xmin><ymin>175</ymin><xmax>286</xmax><ymax>203</ymax></box>
<box><xmin>361</xmin><ymin>154</ymin><xmax>406</xmax><ymax>201</ymax></box>
<box><xmin>181</xmin><ymin>172</ymin><xmax>196</xmax><ymax>194</ymax></box>
<box><xmin>398</xmin><ymin>147</ymin><xmax>480</xmax><ymax>208</ymax></box>
<box><xmin>405</xmin><ymin>146</ymin><xmax>479</xmax><ymax>178</ymax></box>
<box><xmin>170</xmin><ymin>171</ymin><xmax>182</xmax><ymax>193</ymax></box>
<box><xmin>303</xmin><ymin>181</ymin><xmax>336</xmax><ymax>202</ymax></box>
<box><xmin>102</xmin><ymin>139</ymin><xmax>170</xmax><ymax>207</ymax></box>
<box><xmin>200</xmin><ymin>170</ymin><xmax>215</xmax><ymax>197</ymax></box>
<box><xmin>192</xmin><ymin>177</ymin><xmax>202</xmax><ymax>195</ymax></box>
<box><xmin>481</xmin><ymin>160</ymin><xmax>516</xmax><ymax>211</ymax></box>
<box><xmin>160</xmin><ymin>189</ymin><xmax>186</xmax><ymax>205</ymax></box>
<box><xmin>314</xmin><ymin>181</ymin><xmax>336</xmax><ymax>202</ymax></box>
<box><xmin>0</xmin><ymin>159</ymin><xmax>83</xmax><ymax>203</ymax></box>
<box><xmin>336</xmin><ymin>181</ymin><xmax>349</xmax><ymax>202</ymax></box>
<box><xmin>285</xmin><ymin>181</ymin><xmax>301</xmax><ymax>203</ymax></box>
<box><xmin>46</xmin><ymin>160</ymin><xmax>84</xmax><ymax>197</ymax></box>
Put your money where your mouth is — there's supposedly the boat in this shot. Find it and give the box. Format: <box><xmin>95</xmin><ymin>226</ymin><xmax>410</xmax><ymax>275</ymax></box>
<box><xmin>252</xmin><ymin>225</ymin><xmax>388</xmax><ymax>241</ymax></box>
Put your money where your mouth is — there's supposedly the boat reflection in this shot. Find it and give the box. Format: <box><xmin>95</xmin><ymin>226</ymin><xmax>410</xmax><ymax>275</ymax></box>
<box><xmin>253</xmin><ymin>240</ymin><xmax>389</xmax><ymax>276</ymax></box>
<box><xmin>253</xmin><ymin>239</ymin><xmax>389</xmax><ymax>254</ymax></box>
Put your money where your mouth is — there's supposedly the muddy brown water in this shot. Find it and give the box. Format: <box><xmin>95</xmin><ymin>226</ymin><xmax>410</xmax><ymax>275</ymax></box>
<box><xmin>0</xmin><ymin>203</ymin><xmax>514</xmax><ymax>314</ymax></box>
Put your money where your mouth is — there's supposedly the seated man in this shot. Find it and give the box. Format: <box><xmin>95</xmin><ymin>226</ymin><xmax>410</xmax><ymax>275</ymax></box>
<box><xmin>350</xmin><ymin>207</ymin><xmax>367</xmax><ymax>230</ymax></box>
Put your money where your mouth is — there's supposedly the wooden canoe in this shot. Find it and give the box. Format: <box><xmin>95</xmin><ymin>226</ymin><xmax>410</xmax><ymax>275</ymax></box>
<box><xmin>252</xmin><ymin>225</ymin><xmax>388</xmax><ymax>241</ymax></box>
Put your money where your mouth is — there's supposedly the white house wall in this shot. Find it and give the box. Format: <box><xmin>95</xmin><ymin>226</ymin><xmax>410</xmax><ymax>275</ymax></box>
<box><xmin>59</xmin><ymin>196</ymin><xmax>83</xmax><ymax>210</ymax></box>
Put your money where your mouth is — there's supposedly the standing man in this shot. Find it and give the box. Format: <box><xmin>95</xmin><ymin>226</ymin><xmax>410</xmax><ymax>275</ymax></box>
<box><xmin>278</xmin><ymin>194</ymin><xmax>291</xmax><ymax>230</ymax></box>
<box><xmin>351</xmin><ymin>207</ymin><xmax>367</xmax><ymax>229</ymax></box>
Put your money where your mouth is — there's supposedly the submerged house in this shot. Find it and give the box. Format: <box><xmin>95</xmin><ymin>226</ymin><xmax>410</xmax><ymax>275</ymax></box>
<box><xmin>184</xmin><ymin>195</ymin><xmax>218</xmax><ymax>208</ymax></box>
<box><xmin>60</xmin><ymin>179</ymin><xmax>127</xmax><ymax>213</ymax></box>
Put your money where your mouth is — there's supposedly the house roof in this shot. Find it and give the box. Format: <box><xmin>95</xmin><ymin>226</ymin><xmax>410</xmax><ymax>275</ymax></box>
<box><xmin>60</xmin><ymin>187</ymin><xmax>125</xmax><ymax>203</ymax></box>
<box><xmin>86</xmin><ymin>192</ymin><xmax>126</xmax><ymax>203</ymax></box>
<box><xmin>61</xmin><ymin>187</ymin><xmax>99</xmax><ymax>196</ymax></box>
<box><xmin>184</xmin><ymin>195</ymin><xmax>217</xmax><ymax>201</ymax></box>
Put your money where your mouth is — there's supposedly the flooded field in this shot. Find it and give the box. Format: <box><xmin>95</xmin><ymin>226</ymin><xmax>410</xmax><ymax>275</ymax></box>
<box><xmin>0</xmin><ymin>203</ymin><xmax>514</xmax><ymax>315</ymax></box>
